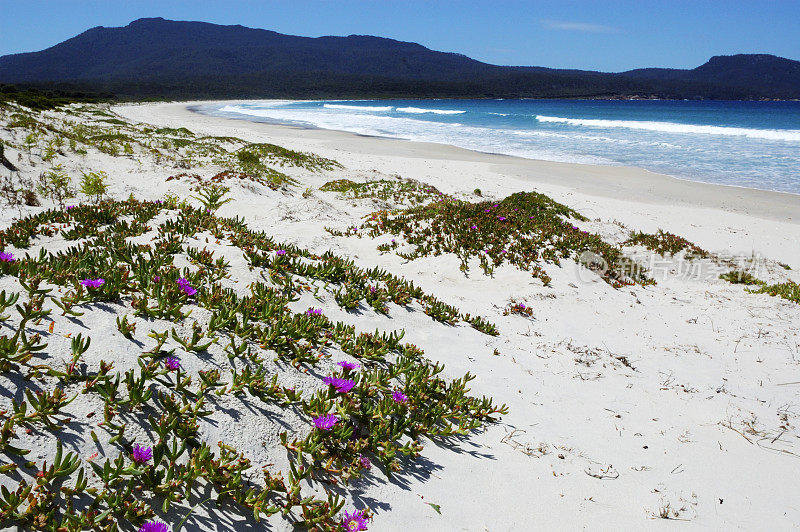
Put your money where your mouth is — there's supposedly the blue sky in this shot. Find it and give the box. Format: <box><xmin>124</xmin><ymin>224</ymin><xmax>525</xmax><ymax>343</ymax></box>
<box><xmin>1</xmin><ymin>1</ymin><xmax>798</xmax><ymax>71</ymax></box>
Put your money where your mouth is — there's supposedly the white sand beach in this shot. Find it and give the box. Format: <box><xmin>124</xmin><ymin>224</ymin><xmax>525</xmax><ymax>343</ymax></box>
<box><xmin>1</xmin><ymin>100</ymin><xmax>799</xmax><ymax>530</ymax></box>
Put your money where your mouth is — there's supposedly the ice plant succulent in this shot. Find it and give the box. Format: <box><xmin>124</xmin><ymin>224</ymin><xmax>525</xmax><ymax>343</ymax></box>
<box><xmin>323</xmin><ymin>376</ymin><xmax>356</xmax><ymax>393</ymax></box>
<box><xmin>132</xmin><ymin>444</ymin><xmax>153</xmax><ymax>464</ymax></box>
<box><xmin>306</xmin><ymin>308</ymin><xmax>323</xmax><ymax>316</ymax></box>
<box><xmin>342</xmin><ymin>509</ymin><xmax>369</xmax><ymax>532</ymax></box>
<box><xmin>0</xmin><ymin>252</ymin><xmax>14</xmax><ymax>262</ymax></box>
<box><xmin>80</xmin><ymin>278</ymin><xmax>105</xmax><ymax>288</ymax></box>
<box><xmin>337</xmin><ymin>360</ymin><xmax>361</xmax><ymax>371</ymax></box>
<box><xmin>312</xmin><ymin>414</ymin><xmax>339</xmax><ymax>431</ymax></box>
<box><xmin>164</xmin><ymin>356</ymin><xmax>181</xmax><ymax>371</ymax></box>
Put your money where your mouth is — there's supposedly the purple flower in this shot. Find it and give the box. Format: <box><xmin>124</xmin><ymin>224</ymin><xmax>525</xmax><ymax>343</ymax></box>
<box><xmin>392</xmin><ymin>390</ymin><xmax>408</xmax><ymax>403</ymax></box>
<box><xmin>337</xmin><ymin>360</ymin><xmax>361</xmax><ymax>371</ymax></box>
<box><xmin>176</xmin><ymin>278</ymin><xmax>196</xmax><ymax>296</ymax></box>
<box><xmin>497</xmin><ymin>216</ymin><xmax>506</xmax><ymax>221</ymax></box>
<box><xmin>305</xmin><ymin>308</ymin><xmax>323</xmax><ymax>316</ymax></box>
<box><xmin>470</xmin><ymin>225</ymin><xmax>477</xmax><ymax>230</ymax></box>
<box><xmin>313</xmin><ymin>414</ymin><xmax>339</xmax><ymax>431</ymax></box>
<box><xmin>66</xmin><ymin>205</ymin><xmax>75</xmax><ymax>210</ymax></box>
<box><xmin>164</xmin><ymin>357</ymin><xmax>180</xmax><ymax>371</ymax></box>
<box><xmin>0</xmin><ymin>252</ymin><xmax>15</xmax><ymax>263</ymax></box>
<box><xmin>359</xmin><ymin>455</ymin><xmax>371</xmax><ymax>470</ymax></box>
<box><xmin>484</xmin><ymin>209</ymin><xmax>490</xmax><ymax>213</ymax></box>
<box><xmin>323</xmin><ymin>376</ymin><xmax>355</xmax><ymax>393</ymax></box>
<box><xmin>342</xmin><ymin>509</ymin><xmax>369</xmax><ymax>532</ymax></box>
<box><xmin>80</xmin><ymin>278</ymin><xmax>105</xmax><ymax>288</ymax></box>
<box><xmin>275</xmin><ymin>249</ymin><xmax>286</xmax><ymax>256</ymax></box>
<box><xmin>132</xmin><ymin>444</ymin><xmax>152</xmax><ymax>464</ymax></box>
<box><xmin>153</xmin><ymin>275</ymin><xmax>161</xmax><ymax>282</ymax></box>
<box><xmin>138</xmin><ymin>521</ymin><xmax>169</xmax><ymax>532</ymax></box>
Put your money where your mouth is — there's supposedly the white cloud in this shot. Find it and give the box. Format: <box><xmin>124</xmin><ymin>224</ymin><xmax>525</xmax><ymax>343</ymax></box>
<box><xmin>542</xmin><ymin>20</ymin><xmax>618</xmax><ymax>33</ymax></box>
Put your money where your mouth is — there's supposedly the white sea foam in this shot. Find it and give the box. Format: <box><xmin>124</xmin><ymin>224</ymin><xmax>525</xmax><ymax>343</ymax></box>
<box><xmin>323</xmin><ymin>104</ymin><xmax>393</xmax><ymax>112</ymax></box>
<box><xmin>199</xmin><ymin>101</ymin><xmax>800</xmax><ymax>193</ymax></box>
<box><xmin>396</xmin><ymin>107</ymin><xmax>466</xmax><ymax>115</ymax></box>
<box><xmin>536</xmin><ymin>115</ymin><xmax>800</xmax><ymax>142</ymax></box>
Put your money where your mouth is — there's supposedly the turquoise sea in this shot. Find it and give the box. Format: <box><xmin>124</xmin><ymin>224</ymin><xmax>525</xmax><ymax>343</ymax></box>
<box><xmin>195</xmin><ymin>99</ymin><xmax>800</xmax><ymax>194</ymax></box>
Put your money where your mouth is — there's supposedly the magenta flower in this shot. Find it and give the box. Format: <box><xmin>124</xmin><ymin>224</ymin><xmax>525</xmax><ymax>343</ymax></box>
<box><xmin>342</xmin><ymin>509</ymin><xmax>369</xmax><ymax>532</ymax></box>
<box><xmin>470</xmin><ymin>225</ymin><xmax>477</xmax><ymax>230</ymax></box>
<box><xmin>153</xmin><ymin>275</ymin><xmax>161</xmax><ymax>282</ymax></box>
<box><xmin>164</xmin><ymin>356</ymin><xmax>180</xmax><ymax>371</ymax></box>
<box><xmin>337</xmin><ymin>361</ymin><xmax>361</xmax><ymax>371</ymax></box>
<box><xmin>138</xmin><ymin>521</ymin><xmax>169</xmax><ymax>532</ymax></box>
<box><xmin>323</xmin><ymin>376</ymin><xmax>355</xmax><ymax>393</ymax></box>
<box><xmin>497</xmin><ymin>216</ymin><xmax>506</xmax><ymax>221</ymax></box>
<box><xmin>80</xmin><ymin>278</ymin><xmax>105</xmax><ymax>288</ymax></box>
<box><xmin>182</xmin><ymin>285</ymin><xmax>197</xmax><ymax>296</ymax></box>
<box><xmin>176</xmin><ymin>278</ymin><xmax>197</xmax><ymax>296</ymax></box>
<box><xmin>359</xmin><ymin>454</ymin><xmax>371</xmax><ymax>470</ymax></box>
<box><xmin>132</xmin><ymin>444</ymin><xmax>152</xmax><ymax>464</ymax></box>
<box><xmin>0</xmin><ymin>252</ymin><xmax>15</xmax><ymax>262</ymax></box>
<box><xmin>305</xmin><ymin>308</ymin><xmax>323</xmax><ymax>316</ymax></box>
<box><xmin>392</xmin><ymin>390</ymin><xmax>408</xmax><ymax>403</ymax></box>
<box><xmin>484</xmin><ymin>209</ymin><xmax>490</xmax><ymax>213</ymax></box>
<box><xmin>313</xmin><ymin>414</ymin><xmax>339</xmax><ymax>431</ymax></box>
<box><xmin>66</xmin><ymin>205</ymin><xmax>75</xmax><ymax>210</ymax></box>
<box><xmin>275</xmin><ymin>249</ymin><xmax>286</xmax><ymax>256</ymax></box>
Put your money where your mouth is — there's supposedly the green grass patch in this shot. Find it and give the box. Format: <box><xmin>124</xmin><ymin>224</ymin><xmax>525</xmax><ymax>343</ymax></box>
<box><xmin>624</xmin><ymin>229</ymin><xmax>709</xmax><ymax>259</ymax></box>
<box><xmin>720</xmin><ymin>271</ymin><xmax>800</xmax><ymax>305</ymax></box>
<box><xmin>321</xmin><ymin>178</ymin><xmax>446</xmax><ymax>206</ymax></box>
<box><xmin>238</xmin><ymin>143</ymin><xmax>341</xmax><ymax>171</ymax></box>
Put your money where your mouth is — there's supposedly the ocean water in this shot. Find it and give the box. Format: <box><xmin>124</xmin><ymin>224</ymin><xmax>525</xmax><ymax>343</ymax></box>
<box><xmin>194</xmin><ymin>99</ymin><xmax>800</xmax><ymax>194</ymax></box>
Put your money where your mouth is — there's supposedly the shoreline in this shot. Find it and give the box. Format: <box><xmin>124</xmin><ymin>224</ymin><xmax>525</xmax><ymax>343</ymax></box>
<box><xmin>153</xmin><ymin>101</ymin><xmax>799</xmax><ymax>224</ymax></box>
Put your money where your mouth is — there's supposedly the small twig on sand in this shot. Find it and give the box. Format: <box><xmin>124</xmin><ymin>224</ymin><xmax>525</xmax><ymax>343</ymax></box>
<box><xmin>720</xmin><ymin>421</ymin><xmax>753</xmax><ymax>444</ymax></box>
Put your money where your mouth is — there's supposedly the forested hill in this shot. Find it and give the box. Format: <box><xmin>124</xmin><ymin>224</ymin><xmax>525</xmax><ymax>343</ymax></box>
<box><xmin>1</xmin><ymin>17</ymin><xmax>798</xmax><ymax>100</ymax></box>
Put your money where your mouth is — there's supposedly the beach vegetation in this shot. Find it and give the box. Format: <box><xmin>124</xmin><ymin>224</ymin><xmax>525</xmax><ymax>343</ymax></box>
<box><xmin>720</xmin><ymin>271</ymin><xmax>800</xmax><ymax>305</ymax></box>
<box><xmin>321</xmin><ymin>178</ymin><xmax>447</xmax><ymax>206</ymax></box>
<box><xmin>328</xmin><ymin>190</ymin><xmax>652</xmax><ymax>287</ymax></box>
<box><xmin>36</xmin><ymin>165</ymin><xmax>75</xmax><ymax>207</ymax></box>
<box><xmin>79</xmin><ymin>170</ymin><xmax>109</xmax><ymax>202</ymax></box>
<box><xmin>0</xmin><ymin>197</ymin><xmax>505</xmax><ymax>530</ymax></box>
<box><xmin>623</xmin><ymin>229</ymin><xmax>709</xmax><ymax>259</ymax></box>
<box><xmin>719</xmin><ymin>270</ymin><xmax>761</xmax><ymax>285</ymax></box>
<box><xmin>191</xmin><ymin>182</ymin><xmax>233</xmax><ymax>211</ymax></box>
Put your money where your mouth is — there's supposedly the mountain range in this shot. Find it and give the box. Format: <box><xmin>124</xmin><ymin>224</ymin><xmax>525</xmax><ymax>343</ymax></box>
<box><xmin>1</xmin><ymin>17</ymin><xmax>798</xmax><ymax>100</ymax></box>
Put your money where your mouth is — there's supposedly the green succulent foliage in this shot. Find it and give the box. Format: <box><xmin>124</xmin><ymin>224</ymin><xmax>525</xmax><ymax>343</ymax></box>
<box><xmin>0</xmin><ymin>197</ymin><xmax>505</xmax><ymax>530</ymax></box>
